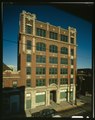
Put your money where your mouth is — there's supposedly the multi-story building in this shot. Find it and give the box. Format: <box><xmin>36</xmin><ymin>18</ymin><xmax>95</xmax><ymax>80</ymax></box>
<box><xmin>18</xmin><ymin>10</ymin><xmax>77</xmax><ymax>110</ymax></box>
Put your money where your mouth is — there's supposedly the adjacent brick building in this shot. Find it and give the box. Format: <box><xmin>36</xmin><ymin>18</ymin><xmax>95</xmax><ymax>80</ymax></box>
<box><xmin>18</xmin><ymin>10</ymin><xmax>77</xmax><ymax>110</ymax></box>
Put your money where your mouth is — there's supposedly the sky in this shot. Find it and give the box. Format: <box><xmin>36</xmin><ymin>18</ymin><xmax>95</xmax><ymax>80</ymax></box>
<box><xmin>3</xmin><ymin>3</ymin><xmax>92</xmax><ymax>69</ymax></box>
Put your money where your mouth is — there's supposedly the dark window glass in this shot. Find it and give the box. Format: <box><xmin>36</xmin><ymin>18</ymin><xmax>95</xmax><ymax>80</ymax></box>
<box><xmin>27</xmin><ymin>40</ymin><xmax>31</xmax><ymax>50</ymax></box>
<box><xmin>26</xmin><ymin>67</ymin><xmax>31</xmax><ymax>75</ymax></box>
<box><xmin>49</xmin><ymin>79</ymin><xmax>57</xmax><ymax>85</ymax></box>
<box><xmin>61</xmin><ymin>58</ymin><xmax>68</xmax><ymax>64</ymax></box>
<box><xmin>36</xmin><ymin>42</ymin><xmax>46</xmax><ymax>51</ymax></box>
<box><xmin>49</xmin><ymin>57</ymin><xmax>58</xmax><ymax>64</ymax></box>
<box><xmin>71</xmin><ymin>49</ymin><xmax>74</xmax><ymax>56</ymax></box>
<box><xmin>26</xmin><ymin>25</ymin><xmax>32</xmax><ymax>34</ymax></box>
<box><xmin>36</xmin><ymin>67</ymin><xmax>46</xmax><ymax>74</ymax></box>
<box><xmin>27</xmin><ymin>54</ymin><xmax>31</xmax><ymax>62</ymax></box>
<box><xmin>71</xmin><ymin>37</ymin><xmax>74</xmax><ymax>44</ymax></box>
<box><xmin>71</xmin><ymin>69</ymin><xmax>74</xmax><ymax>74</ymax></box>
<box><xmin>36</xmin><ymin>79</ymin><xmax>45</xmax><ymax>86</ymax></box>
<box><xmin>70</xmin><ymin>78</ymin><xmax>73</xmax><ymax>84</ymax></box>
<box><xmin>71</xmin><ymin>59</ymin><xmax>74</xmax><ymax>65</ymax></box>
<box><xmin>36</xmin><ymin>28</ymin><xmax>46</xmax><ymax>37</ymax></box>
<box><xmin>49</xmin><ymin>68</ymin><xmax>57</xmax><ymax>74</ymax></box>
<box><xmin>36</xmin><ymin>55</ymin><xmax>46</xmax><ymax>63</ymax></box>
<box><xmin>60</xmin><ymin>78</ymin><xmax>68</xmax><ymax>84</ymax></box>
<box><xmin>60</xmin><ymin>34</ymin><xmax>68</xmax><ymax>42</ymax></box>
<box><xmin>26</xmin><ymin>79</ymin><xmax>31</xmax><ymax>87</ymax></box>
<box><xmin>49</xmin><ymin>31</ymin><xmax>58</xmax><ymax>40</ymax></box>
<box><xmin>49</xmin><ymin>45</ymin><xmax>58</xmax><ymax>53</ymax></box>
<box><xmin>61</xmin><ymin>47</ymin><xmax>68</xmax><ymax>54</ymax></box>
<box><xmin>60</xmin><ymin>68</ymin><xmax>68</xmax><ymax>74</ymax></box>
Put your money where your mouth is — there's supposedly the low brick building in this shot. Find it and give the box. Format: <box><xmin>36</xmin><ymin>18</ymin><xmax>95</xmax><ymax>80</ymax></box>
<box><xmin>3</xmin><ymin>70</ymin><xmax>25</xmax><ymax>115</ymax></box>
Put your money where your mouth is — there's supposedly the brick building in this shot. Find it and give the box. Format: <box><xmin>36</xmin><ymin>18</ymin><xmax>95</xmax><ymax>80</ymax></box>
<box><xmin>17</xmin><ymin>10</ymin><xmax>77</xmax><ymax>110</ymax></box>
<box><xmin>3</xmin><ymin>70</ymin><xmax>25</xmax><ymax>115</ymax></box>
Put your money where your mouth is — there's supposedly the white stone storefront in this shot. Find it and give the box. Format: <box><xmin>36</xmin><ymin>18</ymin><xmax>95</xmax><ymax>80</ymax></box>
<box><xmin>25</xmin><ymin>84</ymin><xmax>76</xmax><ymax>110</ymax></box>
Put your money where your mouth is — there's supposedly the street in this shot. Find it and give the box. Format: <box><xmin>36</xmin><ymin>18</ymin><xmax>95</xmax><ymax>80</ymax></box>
<box><xmin>57</xmin><ymin>95</ymin><xmax>92</xmax><ymax>118</ymax></box>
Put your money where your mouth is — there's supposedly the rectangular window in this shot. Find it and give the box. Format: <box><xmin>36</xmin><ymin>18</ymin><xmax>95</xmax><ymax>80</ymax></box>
<box><xmin>71</xmin><ymin>59</ymin><xmax>74</xmax><ymax>65</ymax></box>
<box><xmin>49</xmin><ymin>57</ymin><xmax>58</xmax><ymax>64</ymax></box>
<box><xmin>13</xmin><ymin>80</ymin><xmax>17</xmax><ymax>88</ymax></box>
<box><xmin>27</xmin><ymin>40</ymin><xmax>31</xmax><ymax>50</ymax></box>
<box><xmin>26</xmin><ymin>67</ymin><xmax>31</xmax><ymax>75</ymax></box>
<box><xmin>49</xmin><ymin>31</ymin><xmax>58</xmax><ymax>40</ymax></box>
<box><xmin>26</xmin><ymin>99</ymin><xmax>31</xmax><ymax>109</ymax></box>
<box><xmin>60</xmin><ymin>78</ymin><xmax>68</xmax><ymax>84</ymax></box>
<box><xmin>60</xmin><ymin>68</ymin><xmax>68</xmax><ymax>74</ymax></box>
<box><xmin>36</xmin><ymin>79</ymin><xmax>45</xmax><ymax>86</ymax></box>
<box><xmin>36</xmin><ymin>67</ymin><xmax>46</xmax><ymax>74</ymax></box>
<box><xmin>27</xmin><ymin>54</ymin><xmax>31</xmax><ymax>62</ymax></box>
<box><xmin>61</xmin><ymin>58</ymin><xmax>68</xmax><ymax>64</ymax></box>
<box><xmin>71</xmin><ymin>49</ymin><xmax>74</xmax><ymax>56</ymax></box>
<box><xmin>26</xmin><ymin>79</ymin><xmax>31</xmax><ymax>87</ymax></box>
<box><xmin>60</xmin><ymin>92</ymin><xmax>67</xmax><ymax>99</ymax></box>
<box><xmin>71</xmin><ymin>37</ymin><xmax>74</xmax><ymax>44</ymax></box>
<box><xmin>36</xmin><ymin>55</ymin><xmax>46</xmax><ymax>63</ymax></box>
<box><xmin>36</xmin><ymin>28</ymin><xmax>46</xmax><ymax>37</ymax></box>
<box><xmin>70</xmin><ymin>78</ymin><xmax>73</xmax><ymax>84</ymax></box>
<box><xmin>49</xmin><ymin>68</ymin><xmax>57</xmax><ymax>74</ymax></box>
<box><xmin>36</xmin><ymin>94</ymin><xmax>45</xmax><ymax>103</ymax></box>
<box><xmin>60</xmin><ymin>34</ymin><xmax>68</xmax><ymax>42</ymax></box>
<box><xmin>26</xmin><ymin>25</ymin><xmax>32</xmax><ymax>34</ymax></box>
<box><xmin>49</xmin><ymin>79</ymin><xmax>57</xmax><ymax>85</ymax></box>
<box><xmin>71</xmin><ymin>69</ymin><xmax>74</xmax><ymax>74</ymax></box>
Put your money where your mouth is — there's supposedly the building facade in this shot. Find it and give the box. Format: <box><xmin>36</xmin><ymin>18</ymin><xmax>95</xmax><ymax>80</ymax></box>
<box><xmin>3</xmin><ymin>70</ymin><xmax>24</xmax><ymax>115</ymax></box>
<box><xmin>76</xmin><ymin>69</ymin><xmax>92</xmax><ymax>96</ymax></box>
<box><xmin>18</xmin><ymin>10</ymin><xmax>77</xmax><ymax>110</ymax></box>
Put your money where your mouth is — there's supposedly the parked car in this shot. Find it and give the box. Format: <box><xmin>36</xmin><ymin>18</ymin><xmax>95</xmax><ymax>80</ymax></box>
<box><xmin>32</xmin><ymin>108</ymin><xmax>56</xmax><ymax>117</ymax></box>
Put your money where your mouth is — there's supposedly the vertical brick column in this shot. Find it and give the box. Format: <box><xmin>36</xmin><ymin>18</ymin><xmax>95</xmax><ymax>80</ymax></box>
<box><xmin>46</xmin><ymin>41</ymin><xmax>49</xmax><ymax>87</ymax></box>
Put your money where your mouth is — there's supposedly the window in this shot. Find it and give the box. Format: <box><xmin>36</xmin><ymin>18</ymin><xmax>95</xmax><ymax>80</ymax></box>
<box><xmin>70</xmin><ymin>78</ymin><xmax>73</xmax><ymax>84</ymax></box>
<box><xmin>61</xmin><ymin>47</ymin><xmax>68</xmax><ymax>54</ymax></box>
<box><xmin>49</xmin><ymin>68</ymin><xmax>57</xmax><ymax>74</ymax></box>
<box><xmin>27</xmin><ymin>54</ymin><xmax>31</xmax><ymax>62</ymax></box>
<box><xmin>71</xmin><ymin>69</ymin><xmax>74</xmax><ymax>74</ymax></box>
<box><xmin>26</xmin><ymin>25</ymin><xmax>32</xmax><ymax>34</ymax></box>
<box><xmin>26</xmin><ymin>67</ymin><xmax>31</xmax><ymax>75</ymax></box>
<box><xmin>49</xmin><ymin>31</ymin><xmax>58</xmax><ymax>40</ymax></box>
<box><xmin>71</xmin><ymin>37</ymin><xmax>74</xmax><ymax>44</ymax></box>
<box><xmin>36</xmin><ymin>79</ymin><xmax>45</xmax><ymax>86</ymax></box>
<box><xmin>49</xmin><ymin>57</ymin><xmax>58</xmax><ymax>64</ymax></box>
<box><xmin>71</xmin><ymin>49</ymin><xmax>74</xmax><ymax>56</ymax></box>
<box><xmin>27</xmin><ymin>40</ymin><xmax>31</xmax><ymax>50</ymax></box>
<box><xmin>36</xmin><ymin>67</ymin><xmax>46</xmax><ymax>74</ymax></box>
<box><xmin>49</xmin><ymin>79</ymin><xmax>57</xmax><ymax>85</ymax></box>
<box><xmin>60</xmin><ymin>68</ymin><xmax>68</xmax><ymax>74</ymax></box>
<box><xmin>60</xmin><ymin>34</ymin><xmax>68</xmax><ymax>42</ymax></box>
<box><xmin>36</xmin><ymin>42</ymin><xmax>46</xmax><ymax>51</ymax></box>
<box><xmin>49</xmin><ymin>45</ymin><xmax>58</xmax><ymax>53</ymax></box>
<box><xmin>36</xmin><ymin>28</ymin><xmax>46</xmax><ymax>37</ymax></box>
<box><xmin>61</xmin><ymin>58</ymin><xmax>68</xmax><ymax>64</ymax></box>
<box><xmin>60</xmin><ymin>78</ymin><xmax>68</xmax><ymax>84</ymax></box>
<box><xmin>13</xmin><ymin>80</ymin><xmax>17</xmax><ymax>88</ymax></box>
<box><xmin>71</xmin><ymin>59</ymin><xmax>74</xmax><ymax>65</ymax></box>
<box><xmin>26</xmin><ymin>79</ymin><xmax>31</xmax><ymax>87</ymax></box>
<box><xmin>36</xmin><ymin>55</ymin><xmax>46</xmax><ymax>63</ymax></box>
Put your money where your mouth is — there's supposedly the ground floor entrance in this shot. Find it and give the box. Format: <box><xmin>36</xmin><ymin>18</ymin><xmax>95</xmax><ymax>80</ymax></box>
<box><xmin>50</xmin><ymin>90</ymin><xmax>56</xmax><ymax>102</ymax></box>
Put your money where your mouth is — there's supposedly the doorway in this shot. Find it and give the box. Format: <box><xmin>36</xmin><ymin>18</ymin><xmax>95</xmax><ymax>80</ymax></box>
<box><xmin>50</xmin><ymin>90</ymin><xmax>56</xmax><ymax>102</ymax></box>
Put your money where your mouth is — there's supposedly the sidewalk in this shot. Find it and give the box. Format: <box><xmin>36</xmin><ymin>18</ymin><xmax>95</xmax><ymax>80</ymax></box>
<box><xmin>25</xmin><ymin>98</ymin><xmax>85</xmax><ymax>117</ymax></box>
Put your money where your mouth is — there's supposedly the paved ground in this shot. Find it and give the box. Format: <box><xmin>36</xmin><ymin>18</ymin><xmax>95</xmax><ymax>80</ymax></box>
<box><xmin>25</xmin><ymin>98</ymin><xmax>85</xmax><ymax>117</ymax></box>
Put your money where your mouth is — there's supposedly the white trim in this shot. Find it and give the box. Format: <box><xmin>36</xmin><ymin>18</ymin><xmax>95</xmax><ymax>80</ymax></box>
<box><xmin>26</xmin><ymin>50</ymin><xmax>31</xmax><ymax>54</ymax></box>
<box><xmin>36</xmin><ymin>92</ymin><xmax>45</xmax><ymax>95</ymax></box>
<box><xmin>27</xmin><ymin>75</ymin><xmax>31</xmax><ymax>79</ymax></box>
<box><xmin>71</xmin><ymin>56</ymin><xmax>74</xmax><ymax>59</ymax></box>
<box><xmin>60</xmin><ymin>89</ymin><xmax>67</xmax><ymax>92</ymax></box>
